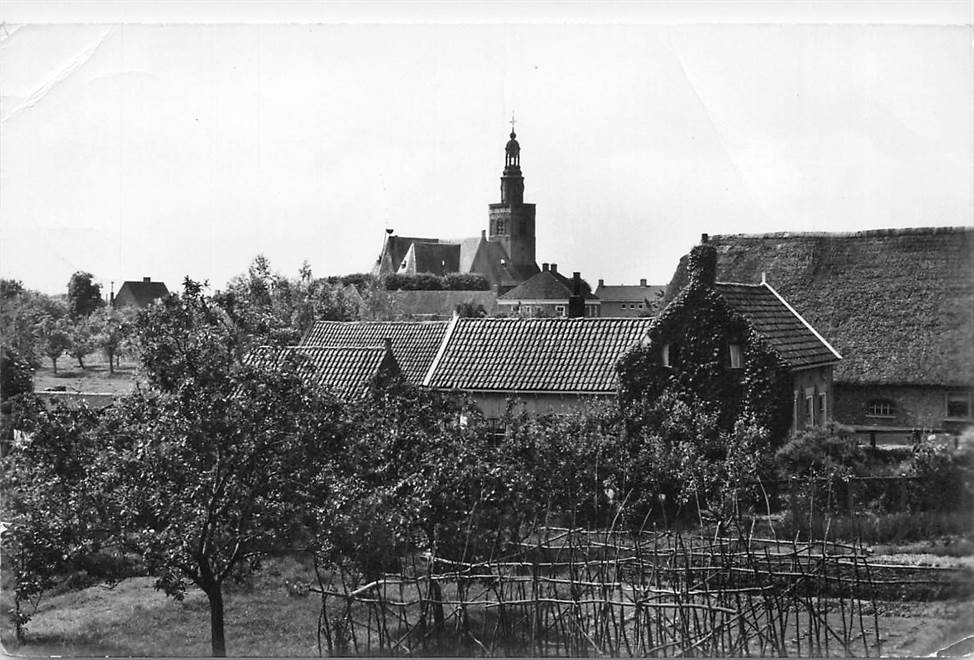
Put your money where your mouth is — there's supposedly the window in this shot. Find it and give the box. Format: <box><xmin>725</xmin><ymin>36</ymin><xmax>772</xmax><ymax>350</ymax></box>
<box><xmin>946</xmin><ymin>391</ymin><xmax>972</xmax><ymax>419</ymax></box>
<box><xmin>554</xmin><ymin>305</ymin><xmax>566</xmax><ymax>317</ymax></box>
<box><xmin>818</xmin><ymin>392</ymin><xmax>828</xmax><ymax>422</ymax></box>
<box><xmin>866</xmin><ymin>399</ymin><xmax>895</xmax><ymax>418</ymax></box>
<box><xmin>495</xmin><ymin>218</ymin><xmax>508</xmax><ymax>235</ymax></box>
<box><xmin>585</xmin><ymin>304</ymin><xmax>599</xmax><ymax>317</ymax></box>
<box><xmin>805</xmin><ymin>391</ymin><xmax>815</xmax><ymax>426</ymax></box>
<box><xmin>728</xmin><ymin>343</ymin><xmax>743</xmax><ymax>369</ymax></box>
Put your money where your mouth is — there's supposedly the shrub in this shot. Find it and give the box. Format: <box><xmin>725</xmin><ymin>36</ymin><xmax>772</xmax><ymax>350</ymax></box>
<box><xmin>908</xmin><ymin>439</ymin><xmax>974</xmax><ymax>512</ymax></box>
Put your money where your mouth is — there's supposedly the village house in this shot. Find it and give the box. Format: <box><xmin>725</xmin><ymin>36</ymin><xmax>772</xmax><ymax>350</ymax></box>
<box><xmin>112</xmin><ymin>277</ymin><xmax>169</xmax><ymax>309</ymax></box>
<box><xmin>422</xmin><ymin>316</ymin><xmax>654</xmax><ymax>421</ymax></box>
<box><xmin>250</xmin><ymin>343</ymin><xmax>401</xmax><ymax>400</ymax></box>
<box><xmin>632</xmin><ymin>242</ymin><xmax>841</xmax><ymax>438</ymax></box>
<box><xmin>594</xmin><ymin>279</ymin><xmax>665</xmax><ymax>317</ymax></box>
<box><xmin>300</xmin><ymin>320</ymin><xmax>449</xmax><ymax>385</ymax></box>
<box><xmin>665</xmin><ymin>228</ymin><xmax>974</xmax><ymax>437</ymax></box>
<box><xmin>497</xmin><ymin>265</ymin><xmax>600</xmax><ymax>318</ymax></box>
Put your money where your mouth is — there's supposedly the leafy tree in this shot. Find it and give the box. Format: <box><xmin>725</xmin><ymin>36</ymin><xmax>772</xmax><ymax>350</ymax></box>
<box><xmin>89</xmin><ymin>306</ymin><xmax>134</xmax><ymax>373</ymax></box>
<box><xmin>34</xmin><ymin>316</ymin><xmax>72</xmax><ymax>373</ymax></box>
<box><xmin>67</xmin><ymin>318</ymin><xmax>95</xmax><ymax>369</ymax></box>
<box><xmin>1</xmin><ymin>346</ymin><xmax>33</xmax><ymax>402</ymax></box>
<box><xmin>66</xmin><ymin>271</ymin><xmax>104</xmax><ymax>318</ymax></box>
<box><xmin>1</xmin><ymin>284</ymin><xmax>66</xmax><ymax>365</ymax></box>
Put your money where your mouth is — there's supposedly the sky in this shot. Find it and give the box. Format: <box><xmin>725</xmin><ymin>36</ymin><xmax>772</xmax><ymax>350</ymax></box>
<box><xmin>1</xmin><ymin>2</ymin><xmax>972</xmax><ymax>296</ymax></box>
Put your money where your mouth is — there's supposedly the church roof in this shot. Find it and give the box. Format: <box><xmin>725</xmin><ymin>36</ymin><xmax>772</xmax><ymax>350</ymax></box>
<box><xmin>423</xmin><ymin>317</ymin><xmax>654</xmax><ymax>394</ymax></box>
<box><xmin>300</xmin><ymin>320</ymin><xmax>449</xmax><ymax>385</ymax></box>
<box><xmin>665</xmin><ymin>227</ymin><xmax>974</xmax><ymax>386</ymax></box>
<box><xmin>403</xmin><ymin>242</ymin><xmax>461</xmax><ymax>275</ymax></box>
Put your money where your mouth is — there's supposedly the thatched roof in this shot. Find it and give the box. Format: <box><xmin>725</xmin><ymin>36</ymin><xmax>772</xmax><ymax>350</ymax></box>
<box><xmin>665</xmin><ymin>227</ymin><xmax>974</xmax><ymax>386</ymax></box>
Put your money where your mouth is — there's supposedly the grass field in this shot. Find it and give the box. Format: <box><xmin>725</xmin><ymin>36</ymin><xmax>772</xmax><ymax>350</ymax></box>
<box><xmin>32</xmin><ymin>352</ymin><xmax>140</xmax><ymax>396</ymax></box>
<box><xmin>2</xmin><ymin>551</ymin><xmax>974</xmax><ymax>658</ymax></box>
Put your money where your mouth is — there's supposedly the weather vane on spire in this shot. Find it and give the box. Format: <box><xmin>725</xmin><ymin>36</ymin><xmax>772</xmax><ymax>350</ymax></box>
<box><xmin>509</xmin><ymin>112</ymin><xmax>517</xmax><ymax>135</ymax></box>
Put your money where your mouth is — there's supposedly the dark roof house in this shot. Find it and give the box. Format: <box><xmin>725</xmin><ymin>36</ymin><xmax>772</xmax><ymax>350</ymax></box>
<box><xmin>627</xmin><ymin>243</ymin><xmax>841</xmax><ymax>438</ymax></box>
<box><xmin>497</xmin><ymin>264</ymin><xmax>599</xmax><ymax>317</ymax></box>
<box><xmin>300</xmin><ymin>320</ymin><xmax>449</xmax><ymax>385</ymax></box>
<box><xmin>113</xmin><ymin>277</ymin><xmax>169</xmax><ymax>309</ymax></box>
<box><xmin>594</xmin><ymin>279</ymin><xmax>665</xmax><ymax>317</ymax></box>
<box><xmin>664</xmin><ymin>228</ymin><xmax>974</xmax><ymax>431</ymax></box>
<box><xmin>423</xmin><ymin>316</ymin><xmax>654</xmax><ymax>394</ymax></box>
<box><xmin>250</xmin><ymin>344</ymin><xmax>400</xmax><ymax>400</ymax></box>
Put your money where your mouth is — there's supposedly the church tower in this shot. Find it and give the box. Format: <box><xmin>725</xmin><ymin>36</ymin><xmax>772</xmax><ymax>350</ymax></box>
<box><xmin>488</xmin><ymin>123</ymin><xmax>537</xmax><ymax>276</ymax></box>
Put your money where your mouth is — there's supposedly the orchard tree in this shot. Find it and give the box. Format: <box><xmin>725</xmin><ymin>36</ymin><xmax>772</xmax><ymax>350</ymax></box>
<box><xmin>34</xmin><ymin>316</ymin><xmax>72</xmax><ymax>373</ymax></box>
<box><xmin>89</xmin><ymin>307</ymin><xmax>133</xmax><ymax>373</ymax></box>
<box><xmin>66</xmin><ymin>271</ymin><xmax>104</xmax><ymax>318</ymax></box>
<box><xmin>67</xmin><ymin>318</ymin><xmax>94</xmax><ymax>370</ymax></box>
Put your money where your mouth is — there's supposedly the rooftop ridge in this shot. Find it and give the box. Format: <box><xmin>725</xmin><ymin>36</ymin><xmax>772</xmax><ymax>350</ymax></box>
<box><xmin>711</xmin><ymin>226</ymin><xmax>972</xmax><ymax>241</ymax></box>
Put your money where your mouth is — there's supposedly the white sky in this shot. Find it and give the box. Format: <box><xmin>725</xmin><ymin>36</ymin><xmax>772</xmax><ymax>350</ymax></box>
<box><xmin>1</xmin><ymin>2</ymin><xmax>972</xmax><ymax>295</ymax></box>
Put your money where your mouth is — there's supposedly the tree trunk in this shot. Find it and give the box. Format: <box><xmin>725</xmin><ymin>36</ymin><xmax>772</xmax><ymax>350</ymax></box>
<box><xmin>77</xmin><ymin>355</ymin><xmax>85</xmax><ymax>369</ymax></box>
<box><xmin>51</xmin><ymin>357</ymin><xmax>58</xmax><ymax>374</ymax></box>
<box><xmin>107</xmin><ymin>350</ymin><xmax>114</xmax><ymax>374</ymax></box>
<box><xmin>204</xmin><ymin>583</ymin><xmax>227</xmax><ymax>657</ymax></box>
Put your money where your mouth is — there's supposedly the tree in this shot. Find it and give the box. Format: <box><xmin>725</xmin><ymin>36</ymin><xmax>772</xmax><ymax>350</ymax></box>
<box><xmin>113</xmin><ymin>278</ymin><xmax>346</xmax><ymax>656</ymax></box>
<box><xmin>34</xmin><ymin>316</ymin><xmax>72</xmax><ymax>373</ymax></box>
<box><xmin>89</xmin><ymin>307</ymin><xmax>133</xmax><ymax>374</ymax></box>
<box><xmin>67</xmin><ymin>318</ymin><xmax>94</xmax><ymax>370</ymax></box>
<box><xmin>1</xmin><ymin>346</ymin><xmax>33</xmax><ymax>402</ymax></box>
<box><xmin>66</xmin><ymin>271</ymin><xmax>104</xmax><ymax>318</ymax></box>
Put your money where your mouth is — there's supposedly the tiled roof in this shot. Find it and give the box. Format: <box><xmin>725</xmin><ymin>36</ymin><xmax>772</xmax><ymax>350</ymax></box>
<box><xmin>595</xmin><ymin>284</ymin><xmax>665</xmax><ymax>303</ymax></box>
<box><xmin>665</xmin><ymin>228</ymin><xmax>974</xmax><ymax>385</ymax></box>
<box><xmin>250</xmin><ymin>345</ymin><xmax>399</xmax><ymax>399</ymax></box>
<box><xmin>424</xmin><ymin>317</ymin><xmax>654</xmax><ymax>393</ymax></box>
<box><xmin>499</xmin><ymin>271</ymin><xmax>597</xmax><ymax>301</ymax></box>
<box><xmin>300</xmin><ymin>320</ymin><xmax>448</xmax><ymax>385</ymax></box>
<box><xmin>715</xmin><ymin>282</ymin><xmax>840</xmax><ymax>369</ymax></box>
<box><xmin>115</xmin><ymin>280</ymin><xmax>169</xmax><ymax>307</ymax></box>
<box><xmin>404</xmin><ymin>242</ymin><xmax>461</xmax><ymax>275</ymax></box>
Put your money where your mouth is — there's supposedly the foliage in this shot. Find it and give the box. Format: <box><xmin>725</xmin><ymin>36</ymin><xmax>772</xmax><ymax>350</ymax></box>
<box><xmin>0</xmin><ymin>398</ymin><xmax>105</xmax><ymax>641</ymax></box>
<box><xmin>774</xmin><ymin>424</ymin><xmax>866</xmax><ymax>480</ymax></box>
<box><xmin>1</xmin><ymin>346</ymin><xmax>34</xmax><ymax>402</ymax></box>
<box><xmin>0</xmin><ymin>282</ymin><xmax>66</xmax><ymax>366</ymax></box>
<box><xmin>89</xmin><ymin>306</ymin><xmax>135</xmax><ymax>374</ymax></box>
<box><xmin>617</xmin><ymin>255</ymin><xmax>792</xmax><ymax>442</ymax></box>
<box><xmin>383</xmin><ymin>272</ymin><xmax>490</xmax><ymax>291</ymax></box>
<box><xmin>454</xmin><ymin>301</ymin><xmax>488</xmax><ymax>318</ymax></box>
<box><xmin>33</xmin><ymin>315</ymin><xmax>72</xmax><ymax>374</ymax></box>
<box><xmin>66</xmin><ymin>271</ymin><xmax>104</xmax><ymax>318</ymax></box>
<box><xmin>907</xmin><ymin>439</ymin><xmax>974</xmax><ymax>512</ymax></box>
<box><xmin>66</xmin><ymin>318</ymin><xmax>95</xmax><ymax>369</ymax></box>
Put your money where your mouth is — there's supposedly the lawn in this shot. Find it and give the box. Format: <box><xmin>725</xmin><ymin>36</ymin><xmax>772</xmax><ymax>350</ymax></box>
<box><xmin>3</xmin><ymin>550</ymin><xmax>974</xmax><ymax>658</ymax></box>
<box><xmin>32</xmin><ymin>352</ymin><xmax>141</xmax><ymax>397</ymax></box>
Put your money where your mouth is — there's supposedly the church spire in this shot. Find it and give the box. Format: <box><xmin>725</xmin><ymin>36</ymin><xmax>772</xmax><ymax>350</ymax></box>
<box><xmin>501</xmin><ymin>119</ymin><xmax>524</xmax><ymax>204</ymax></box>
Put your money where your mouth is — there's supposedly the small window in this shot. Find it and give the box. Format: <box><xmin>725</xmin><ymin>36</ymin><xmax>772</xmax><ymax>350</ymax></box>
<box><xmin>947</xmin><ymin>391</ymin><xmax>972</xmax><ymax>419</ymax></box>
<box><xmin>728</xmin><ymin>343</ymin><xmax>743</xmax><ymax>369</ymax></box>
<box><xmin>866</xmin><ymin>399</ymin><xmax>895</xmax><ymax>418</ymax></box>
<box><xmin>817</xmin><ymin>392</ymin><xmax>828</xmax><ymax>422</ymax></box>
<box><xmin>554</xmin><ymin>305</ymin><xmax>566</xmax><ymax>317</ymax></box>
<box><xmin>495</xmin><ymin>218</ymin><xmax>508</xmax><ymax>234</ymax></box>
<box><xmin>805</xmin><ymin>392</ymin><xmax>815</xmax><ymax>426</ymax></box>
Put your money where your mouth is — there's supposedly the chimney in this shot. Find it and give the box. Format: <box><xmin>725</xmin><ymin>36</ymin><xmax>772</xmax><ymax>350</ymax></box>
<box><xmin>568</xmin><ymin>271</ymin><xmax>585</xmax><ymax>318</ymax></box>
<box><xmin>700</xmin><ymin>233</ymin><xmax>709</xmax><ymax>244</ymax></box>
<box><xmin>143</xmin><ymin>276</ymin><xmax>151</xmax><ymax>283</ymax></box>
<box><xmin>542</xmin><ymin>263</ymin><xmax>549</xmax><ymax>272</ymax></box>
<box><xmin>688</xmin><ymin>244</ymin><xmax>717</xmax><ymax>288</ymax></box>
<box><xmin>383</xmin><ymin>337</ymin><xmax>392</xmax><ymax>353</ymax></box>
<box><xmin>550</xmin><ymin>263</ymin><xmax>558</xmax><ymax>274</ymax></box>
<box><xmin>639</xmin><ymin>278</ymin><xmax>647</xmax><ymax>287</ymax></box>
<box><xmin>597</xmin><ymin>278</ymin><xmax>604</xmax><ymax>288</ymax></box>
<box><xmin>481</xmin><ymin>229</ymin><xmax>486</xmax><ymax>239</ymax></box>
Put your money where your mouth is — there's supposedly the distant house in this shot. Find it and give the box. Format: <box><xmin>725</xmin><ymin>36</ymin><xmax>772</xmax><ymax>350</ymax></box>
<box><xmin>300</xmin><ymin>320</ymin><xmax>449</xmax><ymax>385</ymax></box>
<box><xmin>497</xmin><ymin>264</ymin><xmax>600</xmax><ymax>318</ymax></box>
<box><xmin>250</xmin><ymin>344</ymin><xmax>400</xmax><ymax>400</ymax></box>
<box><xmin>388</xmin><ymin>289</ymin><xmax>498</xmax><ymax>320</ymax></box>
<box><xmin>423</xmin><ymin>316</ymin><xmax>654</xmax><ymax>420</ymax></box>
<box><xmin>113</xmin><ymin>277</ymin><xmax>169</xmax><ymax>309</ymax></box>
<box><xmin>594</xmin><ymin>279</ymin><xmax>665</xmax><ymax>317</ymax></box>
<box><xmin>636</xmin><ymin>243</ymin><xmax>841</xmax><ymax>438</ymax></box>
<box><xmin>665</xmin><ymin>228</ymin><xmax>974</xmax><ymax>434</ymax></box>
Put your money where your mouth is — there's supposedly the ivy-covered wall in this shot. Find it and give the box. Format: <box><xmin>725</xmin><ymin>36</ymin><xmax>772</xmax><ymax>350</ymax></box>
<box><xmin>617</xmin><ymin>245</ymin><xmax>794</xmax><ymax>442</ymax></box>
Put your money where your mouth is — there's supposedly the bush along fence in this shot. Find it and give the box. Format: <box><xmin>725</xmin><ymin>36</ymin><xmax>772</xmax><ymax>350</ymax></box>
<box><xmin>309</xmin><ymin>525</ymin><xmax>903</xmax><ymax>658</ymax></box>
